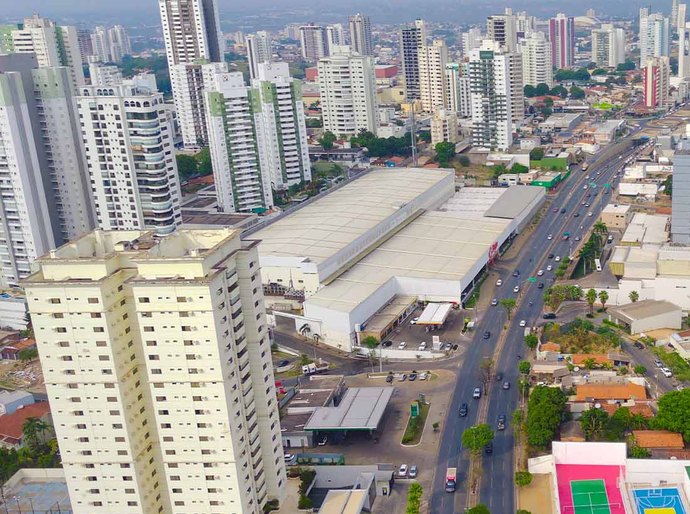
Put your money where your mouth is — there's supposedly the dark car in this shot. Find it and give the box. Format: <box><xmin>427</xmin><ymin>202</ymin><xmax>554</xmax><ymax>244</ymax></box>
<box><xmin>552</xmin><ymin>207</ymin><xmax>559</xmax><ymax>213</ymax></box>
<box><xmin>538</xmin><ymin>282</ymin><xmax>544</xmax><ymax>289</ymax></box>
<box><xmin>543</xmin><ymin>312</ymin><xmax>557</xmax><ymax>319</ymax></box>
<box><xmin>512</xmin><ymin>270</ymin><xmax>520</xmax><ymax>277</ymax></box>
<box><xmin>277</xmin><ymin>360</ymin><xmax>290</xmax><ymax>367</ymax></box>
<box><xmin>408</xmin><ymin>372</ymin><xmax>417</xmax><ymax>381</ymax></box>
<box><xmin>483</xmin><ymin>331</ymin><xmax>491</xmax><ymax>340</ymax></box>
<box><xmin>484</xmin><ymin>441</ymin><xmax>493</xmax><ymax>455</ymax></box>
<box><xmin>495</xmin><ymin>372</ymin><xmax>503</xmax><ymax>382</ymax></box>
<box><xmin>386</xmin><ymin>374</ymin><xmax>394</xmax><ymax>383</ymax></box>
<box><xmin>634</xmin><ymin>342</ymin><xmax>645</xmax><ymax>350</ymax></box>
<box><xmin>459</xmin><ymin>403</ymin><xmax>468</xmax><ymax>417</ymax></box>
<box><xmin>548</xmin><ymin>253</ymin><xmax>554</xmax><ymax>259</ymax></box>
<box><xmin>560</xmin><ymin>208</ymin><xmax>566</xmax><ymax>214</ymax></box>
<box><xmin>382</xmin><ymin>340</ymin><xmax>393</xmax><ymax>347</ymax></box>
<box><xmin>574</xmin><ymin>212</ymin><xmax>580</xmax><ymax>218</ymax></box>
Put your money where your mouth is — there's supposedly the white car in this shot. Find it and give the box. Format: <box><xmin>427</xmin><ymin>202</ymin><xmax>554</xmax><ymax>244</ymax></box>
<box><xmin>418</xmin><ymin>342</ymin><xmax>427</xmax><ymax>351</ymax></box>
<box><xmin>519</xmin><ymin>320</ymin><xmax>526</xmax><ymax>327</ymax></box>
<box><xmin>398</xmin><ymin>341</ymin><xmax>407</xmax><ymax>350</ymax></box>
<box><xmin>588</xmin><ymin>212</ymin><xmax>593</xmax><ymax>217</ymax></box>
<box><xmin>583</xmin><ymin>185</ymin><xmax>588</xmax><ymax>190</ymax></box>
<box><xmin>410</xmin><ymin>317</ymin><xmax>419</xmax><ymax>325</ymax></box>
<box><xmin>496</xmin><ymin>279</ymin><xmax>503</xmax><ymax>286</ymax></box>
<box><xmin>537</xmin><ymin>270</ymin><xmax>544</xmax><ymax>276</ymax></box>
<box><xmin>547</xmin><ymin>265</ymin><xmax>553</xmax><ymax>271</ymax></box>
<box><xmin>555</xmin><ymin>256</ymin><xmax>561</xmax><ymax>262</ymax></box>
<box><xmin>398</xmin><ymin>464</ymin><xmax>408</xmax><ymax>477</ymax></box>
<box><xmin>661</xmin><ymin>367</ymin><xmax>673</xmax><ymax>378</ymax></box>
<box><xmin>513</xmin><ymin>285</ymin><xmax>520</xmax><ymax>293</ymax></box>
<box><xmin>547</xmin><ymin>234</ymin><xmax>553</xmax><ymax>240</ymax></box>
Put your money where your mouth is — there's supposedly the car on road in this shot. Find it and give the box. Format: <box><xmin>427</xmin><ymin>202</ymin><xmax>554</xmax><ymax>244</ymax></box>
<box><xmin>633</xmin><ymin>342</ymin><xmax>645</xmax><ymax>350</ymax></box>
<box><xmin>560</xmin><ymin>208</ymin><xmax>566</xmax><ymax>214</ymax></box>
<box><xmin>513</xmin><ymin>285</ymin><xmax>520</xmax><ymax>293</ymax></box>
<box><xmin>398</xmin><ymin>342</ymin><xmax>407</xmax><ymax>349</ymax></box>
<box><xmin>483</xmin><ymin>331</ymin><xmax>491</xmax><ymax>340</ymax></box>
<box><xmin>585</xmin><ymin>203</ymin><xmax>590</xmax><ymax>207</ymax></box>
<box><xmin>546</xmin><ymin>265</ymin><xmax>553</xmax><ymax>271</ymax></box>
<box><xmin>574</xmin><ymin>212</ymin><xmax>580</xmax><ymax>218</ymax></box>
<box><xmin>410</xmin><ymin>317</ymin><xmax>419</xmax><ymax>325</ymax></box>
<box><xmin>543</xmin><ymin>312</ymin><xmax>557</xmax><ymax>319</ymax></box>
<box><xmin>654</xmin><ymin>359</ymin><xmax>663</xmax><ymax>368</ymax></box>
<box><xmin>409</xmin><ymin>465</ymin><xmax>418</xmax><ymax>479</ymax></box>
<box><xmin>538</xmin><ymin>282</ymin><xmax>544</xmax><ymax>289</ymax></box>
<box><xmin>484</xmin><ymin>441</ymin><xmax>493</xmax><ymax>455</ymax></box>
<box><xmin>496</xmin><ymin>279</ymin><xmax>503</xmax><ymax>286</ymax></box>
<box><xmin>443</xmin><ymin>343</ymin><xmax>452</xmax><ymax>351</ymax></box>
<box><xmin>552</xmin><ymin>207</ymin><xmax>559</xmax><ymax>213</ymax></box>
<box><xmin>398</xmin><ymin>374</ymin><xmax>407</xmax><ymax>382</ymax></box>
<box><xmin>548</xmin><ymin>253</ymin><xmax>554</xmax><ymax>259</ymax></box>
<box><xmin>583</xmin><ymin>185</ymin><xmax>588</xmax><ymax>190</ymax></box>
<box><xmin>398</xmin><ymin>464</ymin><xmax>408</xmax><ymax>477</ymax></box>
<box><xmin>473</xmin><ymin>388</ymin><xmax>481</xmax><ymax>399</ymax></box>
<box><xmin>495</xmin><ymin>372</ymin><xmax>503</xmax><ymax>382</ymax></box>
<box><xmin>662</xmin><ymin>367</ymin><xmax>673</xmax><ymax>378</ymax></box>
<box><xmin>491</xmin><ymin>298</ymin><xmax>498</xmax><ymax>306</ymax></box>
<box><xmin>575</xmin><ymin>236</ymin><xmax>581</xmax><ymax>241</ymax></box>
<box><xmin>503</xmin><ymin>381</ymin><xmax>510</xmax><ymax>390</ymax></box>
<box><xmin>555</xmin><ymin>256</ymin><xmax>561</xmax><ymax>262</ymax></box>
<box><xmin>588</xmin><ymin>212</ymin><xmax>593</xmax><ymax>217</ymax></box>
<box><xmin>547</xmin><ymin>234</ymin><xmax>553</xmax><ymax>240</ymax></box>
<box><xmin>519</xmin><ymin>320</ymin><xmax>526</xmax><ymax>327</ymax></box>
<box><xmin>497</xmin><ymin>414</ymin><xmax>506</xmax><ymax>431</ymax></box>
<box><xmin>459</xmin><ymin>403</ymin><xmax>468</xmax><ymax>417</ymax></box>
<box><xmin>513</xmin><ymin>270</ymin><xmax>520</xmax><ymax>277</ymax></box>
<box><xmin>537</xmin><ymin>269</ymin><xmax>544</xmax><ymax>276</ymax></box>
<box><xmin>382</xmin><ymin>340</ymin><xmax>393</xmax><ymax>347</ymax></box>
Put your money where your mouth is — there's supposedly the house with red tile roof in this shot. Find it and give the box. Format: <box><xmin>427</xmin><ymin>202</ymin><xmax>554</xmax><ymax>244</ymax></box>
<box><xmin>0</xmin><ymin>402</ymin><xmax>51</xmax><ymax>448</ymax></box>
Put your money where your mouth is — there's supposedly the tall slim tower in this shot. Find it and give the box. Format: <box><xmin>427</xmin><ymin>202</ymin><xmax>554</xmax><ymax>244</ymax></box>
<box><xmin>90</xmin><ymin>26</ymin><xmax>110</xmax><ymax>62</ymax></box>
<box><xmin>107</xmin><ymin>25</ymin><xmax>132</xmax><ymax>63</ymax></box>
<box><xmin>299</xmin><ymin>24</ymin><xmax>328</xmax><ymax>61</ymax></box>
<box><xmin>400</xmin><ymin>19</ymin><xmax>426</xmax><ymax>101</ymax></box>
<box><xmin>418</xmin><ymin>39</ymin><xmax>448</xmax><ymax>113</ymax></box>
<box><xmin>158</xmin><ymin>0</ymin><xmax>223</xmax><ymax>148</ymax></box>
<box><xmin>487</xmin><ymin>8</ymin><xmax>517</xmax><ymax>52</ymax></box>
<box><xmin>349</xmin><ymin>13</ymin><xmax>373</xmax><ymax>56</ymax></box>
<box><xmin>23</xmin><ymin>227</ymin><xmax>287</xmax><ymax>514</ymax></box>
<box><xmin>246</xmin><ymin>31</ymin><xmax>273</xmax><ymax>80</ymax></box>
<box><xmin>643</xmin><ymin>56</ymin><xmax>670</xmax><ymax>108</ymax></box>
<box><xmin>549</xmin><ymin>13</ymin><xmax>575</xmax><ymax>69</ymax></box>
<box><xmin>639</xmin><ymin>8</ymin><xmax>670</xmax><ymax>66</ymax></box>
<box><xmin>591</xmin><ymin>24</ymin><xmax>626</xmax><ymax>68</ymax></box>
<box><xmin>679</xmin><ymin>4</ymin><xmax>690</xmax><ymax>79</ymax></box>
<box><xmin>519</xmin><ymin>31</ymin><xmax>553</xmax><ymax>87</ymax></box>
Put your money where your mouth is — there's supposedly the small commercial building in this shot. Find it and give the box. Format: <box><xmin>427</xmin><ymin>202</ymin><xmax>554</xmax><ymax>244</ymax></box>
<box><xmin>0</xmin><ymin>390</ymin><xmax>34</xmax><ymax>416</ymax></box>
<box><xmin>632</xmin><ymin>430</ymin><xmax>685</xmax><ymax>451</ymax></box>
<box><xmin>600</xmin><ymin>204</ymin><xmax>632</xmax><ymax>230</ymax></box>
<box><xmin>608</xmin><ymin>300</ymin><xmax>683</xmax><ymax>334</ymax></box>
<box><xmin>620</xmin><ymin>213</ymin><xmax>669</xmax><ymax>247</ymax></box>
<box><xmin>669</xmin><ymin>329</ymin><xmax>690</xmax><ymax>359</ymax></box>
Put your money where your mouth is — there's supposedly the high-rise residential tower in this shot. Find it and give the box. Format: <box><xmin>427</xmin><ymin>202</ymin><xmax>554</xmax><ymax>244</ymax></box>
<box><xmin>643</xmin><ymin>56</ymin><xmax>670</xmax><ymax>108</ymax></box>
<box><xmin>299</xmin><ymin>24</ymin><xmax>328</xmax><ymax>61</ymax></box>
<box><xmin>400</xmin><ymin>19</ymin><xmax>426</xmax><ymax>101</ymax></box>
<box><xmin>107</xmin><ymin>25</ymin><xmax>132</xmax><ymax>63</ymax></box>
<box><xmin>246</xmin><ymin>31</ymin><xmax>273</xmax><ymax>80</ymax></box>
<box><xmin>549</xmin><ymin>13</ymin><xmax>576</xmax><ymax>69</ymax></box>
<box><xmin>90</xmin><ymin>26</ymin><xmax>110</xmax><ymax>62</ymax></box>
<box><xmin>462</xmin><ymin>27</ymin><xmax>483</xmax><ymax>57</ymax></box>
<box><xmin>591</xmin><ymin>24</ymin><xmax>626</xmax><ymax>68</ymax></box>
<box><xmin>679</xmin><ymin>4</ymin><xmax>690</xmax><ymax>79</ymax></box>
<box><xmin>23</xmin><ymin>227</ymin><xmax>286</xmax><ymax>514</ymax></box>
<box><xmin>158</xmin><ymin>0</ymin><xmax>224</xmax><ymax>148</ymax></box>
<box><xmin>418</xmin><ymin>39</ymin><xmax>448</xmax><ymax>113</ymax></box>
<box><xmin>318</xmin><ymin>46</ymin><xmax>378</xmax><ymax>137</ymax></box>
<box><xmin>76</xmin><ymin>84</ymin><xmax>182</xmax><ymax>235</ymax></box>
<box><xmin>519</xmin><ymin>31</ymin><xmax>553</xmax><ymax>87</ymax></box>
<box><xmin>349</xmin><ymin>13</ymin><xmax>373</xmax><ymax>56</ymax></box>
<box><xmin>0</xmin><ymin>54</ymin><xmax>94</xmax><ymax>288</ymax></box>
<box><xmin>639</xmin><ymin>8</ymin><xmax>670</xmax><ymax>66</ymax></box>
<box><xmin>325</xmin><ymin>24</ymin><xmax>345</xmax><ymax>53</ymax></box>
<box><xmin>487</xmin><ymin>8</ymin><xmax>517</xmax><ymax>52</ymax></box>
<box><xmin>445</xmin><ymin>63</ymin><xmax>471</xmax><ymax>117</ymax></box>
<box><xmin>468</xmin><ymin>40</ymin><xmax>513</xmax><ymax>151</ymax></box>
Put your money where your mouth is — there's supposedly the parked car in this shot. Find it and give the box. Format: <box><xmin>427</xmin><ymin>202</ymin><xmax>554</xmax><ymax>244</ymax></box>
<box><xmin>503</xmin><ymin>381</ymin><xmax>510</xmax><ymax>390</ymax></box>
<box><xmin>386</xmin><ymin>374</ymin><xmax>394</xmax><ymax>383</ymax></box>
<box><xmin>409</xmin><ymin>465</ymin><xmax>418</xmax><ymax>479</ymax></box>
<box><xmin>496</xmin><ymin>279</ymin><xmax>503</xmax><ymax>286</ymax></box>
<box><xmin>398</xmin><ymin>374</ymin><xmax>407</xmax><ymax>382</ymax></box>
<box><xmin>418</xmin><ymin>342</ymin><xmax>427</xmax><ymax>351</ymax></box>
<box><xmin>662</xmin><ymin>367</ymin><xmax>673</xmax><ymax>378</ymax></box>
<box><xmin>419</xmin><ymin>371</ymin><xmax>429</xmax><ymax>380</ymax></box>
<box><xmin>398</xmin><ymin>464</ymin><xmax>408</xmax><ymax>477</ymax></box>
<box><xmin>459</xmin><ymin>403</ymin><xmax>468</xmax><ymax>417</ymax></box>
<box><xmin>318</xmin><ymin>435</ymin><xmax>328</xmax><ymax>446</ymax></box>
<box><xmin>398</xmin><ymin>342</ymin><xmax>407</xmax><ymax>350</ymax></box>
<box><xmin>382</xmin><ymin>340</ymin><xmax>393</xmax><ymax>347</ymax></box>
<box><xmin>410</xmin><ymin>317</ymin><xmax>419</xmax><ymax>325</ymax></box>
<box><xmin>633</xmin><ymin>342</ymin><xmax>645</xmax><ymax>350</ymax></box>
<box><xmin>483</xmin><ymin>331</ymin><xmax>491</xmax><ymax>340</ymax></box>
<box><xmin>277</xmin><ymin>360</ymin><xmax>290</xmax><ymax>367</ymax></box>
<box><xmin>473</xmin><ymin>388</ymin><xmax>481</xmax><ymax>399</ymax></box>
<box><xmin>409</xmin><ymin>371</ymin><xmax>418</xmax><ymax>381</ymax></box>
<box><xmin>284</xmin><ymin>453</ymin><xmax>296</xmax><ymax>464</ymax></box>
<box><xmin>654</xmin><ymin>359</ymin><xmax>663</xmax><ymax>368</ymax></box>
<box><xmin>543</xmin><ymin>312</ymin><xmax>557</xmax><ymax>319</ymax></box>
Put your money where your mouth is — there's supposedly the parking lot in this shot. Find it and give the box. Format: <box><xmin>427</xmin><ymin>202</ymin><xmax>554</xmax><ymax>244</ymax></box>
<box><xmin>382</xmin><ymin>306</ymin><xmax>467</xmax><ymax>353</ymax></box>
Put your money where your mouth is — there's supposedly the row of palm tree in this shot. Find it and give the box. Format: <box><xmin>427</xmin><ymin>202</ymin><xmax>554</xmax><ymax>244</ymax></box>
<box><xmin>585</xmin><ymin>288</ymin><xmax>609</xmax><ymax>314</ymax></box>
<box><xmin>579</xmin><ymin>221</ymin><xmax>608</xmax><ymax>275</ymax></box>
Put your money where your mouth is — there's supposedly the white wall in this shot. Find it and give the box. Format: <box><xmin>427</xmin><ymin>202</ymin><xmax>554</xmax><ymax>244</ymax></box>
<box><xmin>552</xmin><ymin>442</ymin><xmax>627</xmax><ymax>465</ymax></box>
<box><xmin>627</xmin><ymin>458</ymin><xmax>689</xmax><ymax>485</ymax></box>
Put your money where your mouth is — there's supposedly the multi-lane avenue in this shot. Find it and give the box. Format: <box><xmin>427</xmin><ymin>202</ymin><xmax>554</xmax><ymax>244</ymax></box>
<box><xmin>430</xmin><ymin>126</ymin><xmax>649</xmax><ymax>514</ymax></box>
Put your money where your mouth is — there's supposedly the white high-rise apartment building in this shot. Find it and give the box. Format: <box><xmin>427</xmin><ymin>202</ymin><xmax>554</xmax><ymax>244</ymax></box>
<box><xmin>418</xmin><ymin>39</ymin><xmax>448</xmax><ymax>113</ymax></box>
<box><xmin>487</xmin><ymin>8</ymin><xmax>517</xmax><ymax>52</ymax></box>
<box><xmin>107</xmin><ymin>25</ymin><xmax>132</xmax><ymax>63</ymax></box>
<box><xmin>400</xmin><ymin>19</ymin><xmax>426</xmax><ymax>101</ymax></box>
<box><xmin>349</xmin><ymin>13</ymin><xmax>373</xmax><ymax>56</ymax></box>
<box><xmin>300</xmin><ymin>24</ymin><xmax>328</xmax><ymax>61</ymax></box>
<box><xmin>204</xmin><ymin>62</ymin><xmax>311</xmax><ymax>212</ymax></box>
<box><xmin>10</xmin><ymin>14</ymin><xmax>84</xmax><ymax>86</ymax></box>
<box><xmin>89</xmin><ymin>63</ymin><xmax>124</xmax><ymax>86</ymax></box>
<box><xmin>591</xmin><ymin>24</ymin><xmax>626</xmax><ymax>68</ymax></box>
<box><xmin>519</xmin><ymin>31</ymin><xmax>553</xmax><ymax>87</ymax></box>
<box><xmin>462</xmin><ymin>27</ymin><xmax>482</xmax><ymax>58</ymax></box>
<box><xmin>468</xmin><ymin>40</ymin><xmax>513</xmax><ymax>151</ymax></box>
<box><xmin>246</xmin><ymin>31</ymin><xmax>273</xmax><ymax>80</ymax></box>
<box><xmin>325</xmin><ymin>24</ymin><xmax>345</xmax><ymax>53</ymax></box>
<box><xmin>0</xmin><ymin>54</ymin><xmax>94</xmax><ymax>288</ymax></box>
<box><xmin>23</xmin><ymin>227</ymin><xmax>286</xmax><ymax>514</ymax></box>
<box><xmin>158</xmin><ymin>0</ymin><xmax>223</xmax><ymax>149</ymax></box>
<box><xmin>445</xmin><ymin>63</ymin><xmax>471</xmax><ymax>117</ymax></box>
<box><xmin>76</xmin><ymin>84</ymin><xmax>182</xmax><ymax>235</ymax></box>
<box><xmin>678</xmin><ymin>4</ymin><xmax>690</xmax><ymax>79</ymax></box>
<box><xmin>318</xmin><ymin>46</ymin><xmax>378</xmax><ymax>137</ymax></box>
<box><xmin>639</xmin><ymin>8</ymin><xmax>670</xmax><ymax>67</ymax></box>
<box><xmin>90</xmin><ymin>26</ymin><xmax>110</xmax><ymax>62</ymax></box>
<box><xmin>516</xmin><ymin>11</ymin><xmax>535</xmax><ymax>40</ymax></box>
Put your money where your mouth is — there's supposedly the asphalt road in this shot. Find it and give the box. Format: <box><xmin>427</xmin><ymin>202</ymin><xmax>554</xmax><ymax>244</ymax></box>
<box><xmin>431</xmin><ymin>126</ymin><xmax>650</xmax><ymax>514</ymax></box>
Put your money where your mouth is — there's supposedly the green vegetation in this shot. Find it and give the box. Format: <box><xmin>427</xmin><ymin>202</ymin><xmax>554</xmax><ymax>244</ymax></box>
<box><xmin>592</xmin><ymin>101</ymin><xmax>617</xmax><ymax>111</ymax></box>
<box><xmin>515</xmin><ymin>471</ymin><xmax>533</xmax><ymax>487</ymax></box>
<box><xmin>499</xmin><ymin>298</ymin><xmax>517</xmax><ymax>320</ymax></box>
<box><xmin>543</xmin><ymin>284</ymin><xmax>583</xmax><ymax>311</ymax></box>
<box><xmin>0</xmin><ymin>419</ymin><xmax>60</xmax><ymax>482</ymax></box>
<box><xmin>634</xmin><ymin>365</ymin><xmax>647</xmax><ymax>375</ymax></box>
<box><xmin>569</xmin><ymin>85</ymin><xmax>586</xmax><ymax>99</ymax></box>
<box><xmin>512</xmin><ymin>163</ymin><xmax>529</xmax><ymax>174</ymax></box>
<box><xmin>263</xmin><ymin>499</ymin><xmax>280</xmax><ymax>513</ymax></box>
<box><xmin>651</xmin><ymin>347</ymin><xmax>690</xmax><ymax>382</ymax></box>
<box><xmin>542</xmin><ymin>318</ymin><xmax>621</xmax><ymax>355</ymax></box>
<box><xmin>350</xmin><ymin>130</ymin><xmax>412</xmax><ymax>158</ymax></box>
<box><xmin>18</xmin><ymin>348</ymin><xmax>38</xmax><ymax>362</ymax></box>
<box><xmin>655</xmin><ymin>389</ymin><xmax>690</xmax><ymax>441</ymax></box>
<box><xmin>120</xmin><ymin>55</ymin><xmax>171</xmax><ymax>94</ymax></box>
<box><xmin>663</xmin><ymin>175</ymin><xmax>672</xmax><ymax>196</ymax></box>
<box><xmin>530</xmin><ymin>157</ymin><xmax>568</xmax><ymax>170</ymax></box>
<box><xmin>402</xmin><ymin>402</ymin><xmax>430</xmax><ymax>445</ymax></box>
<box><xmin>297</xmin><ymin>467</ymin><xmax>316</xmax><ymax>509</ymax></box>
<box><xmin>529</xmin><ymin>147</ymin><xmax>545</xmax><ymax>161</ymax></box>
<box><xmin>462</xmin><ymin>424</ymin><xmax>494</xmax><ymax>454</ymax></box>
<box><xmin>526</xmin><ymin>386</ymin><xmax>567</xmax><ymax>450</ymax></box>
<box><xmin>406</xmin><ymin>483</ymin><xmax>423</xmax><ymax>514</ymax></box>
<box><xmin>586</xmin><ymin>288</ymin><xmax>597</xmax><ymax>315</ymax></box>
<box><xmin>617</xmin><ymin>60</ymin><xmax>636</xmax><ymax>71</ymax></box>
<box><xmin>629</xmin><ymin>290</ymin><xmax>640</xmax><ymax>303</ymax></box>
<box><xmin>458</xmin><ymin>155</ymin><xmax>471</xmax><ymax>167</ymax></box>
<box><xmin>318</xmin><ymin>131</ymin><xmax>337</xmax><ymax>153</ymax></box>
<box><xmin>467</xmin><ymin>505</ymin><xmax>491</xmax><ymax>514</ymax></box>
<box><xmin>435</xmin><ymin>141</ymin><xmax>456</xmax><ymax>167</ymax></box>
<box><xmin>580</xmin><ymin>406</ymin><xmax>649</xmax><ymax>442</ymax></box>
<box><xmin>524</xmin><ymin>334</ymin><xmax>539</xmax><ymax>350</ymax></box>
<box><xmin>554</xmin><ymin>67</ymin><xmax>591</xmax><ymax>82</ymax></box>
<box><xmin>519</xmin><ymin>360</ymin><xmax>531</xmax><ymax>375</ymax></box>
<box><xmin>464</xmin><ymin>275</ymin><xmax>486</xmax><ymax>309</ymax></box>
<box><xmin>176</xmin><ymin>148</ymin><xmax>213</xmax><ymax>181</ymax></box>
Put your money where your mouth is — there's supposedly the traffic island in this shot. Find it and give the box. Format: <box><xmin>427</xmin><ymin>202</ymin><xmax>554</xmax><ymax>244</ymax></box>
<box><xmin>401</xmin><ymin>401</ymin><xmax>430</xmax><ymax>446</ymax></box>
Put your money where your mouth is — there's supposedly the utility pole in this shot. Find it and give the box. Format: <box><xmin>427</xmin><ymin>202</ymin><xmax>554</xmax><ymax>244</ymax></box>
<box><xmin>409</xmin><ymin>102</ymin><xmax>417</xmax><ymax>166</ymax></box>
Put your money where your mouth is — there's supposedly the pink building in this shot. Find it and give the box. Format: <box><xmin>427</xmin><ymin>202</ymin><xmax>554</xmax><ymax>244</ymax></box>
<box><xmin>549</xmin><ymin>13</ymin><xmax>575</xmax><ymax>69</ymax></box>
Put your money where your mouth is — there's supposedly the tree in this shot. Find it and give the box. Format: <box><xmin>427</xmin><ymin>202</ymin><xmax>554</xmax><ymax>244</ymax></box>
<box><xmin>526</xmin><ymin>386</ymin><xmax>567</xmax><ymax>449</ymax></box>
<box><xmin>435</xmin><ymin>141</ymin><xmax>456</xmax><ymax>166</ymax></box>
<box><xmin>634</xmin><ymin>364</ymin><xmax>647</xmax><ymax>375</ymax></box>
<box><xmin>549</xmin><ymin>85</ymin><xmax>568</xmax><ymax>98</ymax></box>
<box><xmin>586</xmin><ymin>288</ymin><xmax>597</xmax><ymax>315</ymax></box>
<box><xmin>499</xmin><ymin>298</ymin><xmax>517</xmax><ymax>320</ymax></box>
<box><xmin>519</xmin><ymin>360</ymin><xmax>531</xmax><ymax>375</ymax></box>
<box><xmin>406</xmin><ymin>483</ymin><xmax>423</xmax><ymax>514</ymax></box>
<box><xmin>458</xmin><ymin>155</ymin><xmax>470</xmax><ymax>167</ymax></box>
<box><xmin>467</xmin><ymin>505</ymin><xmax>491</xmax><ymax>514</ymax></box>
<box><xmin>524</xmin><ymin>84</ymin><xmax>537</xmax><ymax>97</ymax></box>
<box><xmin>524</xmin><ymin>334</ymin><xmax>539</xmax><ymax>350</ymax></box>
<box><xmin>616</xmin><ymin>60</ymin><xmax>636</xmax><ymax>71</ymax></box>
<box><xmin>593</xmin><ymin>221</ymin><xmax>608</xmax><ymax>238</ymax></box>
<box><xmin>592</xmin><ymin>68</ymin><xmax>608</xmax><ymax>76</ymax></box>
<box><xmin>18</xmin><ymin>348</ymin><xmax>38</xmax><ymax>362</ymax></box>
<box><xmin>318</xmin><ymin>131</ymin><xmax>337</xmax><ymax>158</ymax></box>
<box><xmin>197</xmin><ymin>147</ymin><xmax>213</xmax><ymax>175</ymax></box>
<box><xmin>580</xmin><ymin>408</ymin><xmax>609</xmax><ymax>440</ymax></box>
<box><xmin>176</xmin><ymin>154</ymin><xmax>198</xmax><ymax>180</ymax></box>
<box><xmin>462</xmin><ymin>424</ymin><xmax>494</xmax><ymax>455</ymax></box>
<box><xmin>534</xmin><ymin>83</ymin><xmax>550</xmax><ymax>96</ymax></box>
<box><xmin>361</xmin><ymin>335</ymin><xmax>379</xmax><ymax>372</ymax></box>
<box><xmin>629</xmin><ymin>291</ymin><xmax>640</xmax><ymax>303</ymax></box>
<box><xmin>515</xmin><ymin>471</ymin><xmax>533</xmax><ymax>487</ymax></box>
<box><xmin>654</xmin><ymin>389</ymin><xmax>690</xmax><ymax>441</ymax></box>
<box><xmin>598</xmin><ymin>290</ymin><xmax>609</xmax><ymax>311</ymax></box>
<box><xmin>663</xmin><ymin>175</ymin><xmax>673</xmax><ymax>196</ymax></box>
<box><xmin>512</xmin><ymin>163</ymin><xmax>529</xmax><ymax>174</ymax></box>
<box><xmin>22</xmin><ymin>417</ymin><xmax>49</xmax><ymax>452</ymax></box>
<box><xmin>480</xmin><ymin>358</ymin><xmax>494</xmax><ymax>385</ymax></box>
<box><xmin>629</xmin><ymin>445</ymin><xmax>651</xmax><ymax>458</ymax></box>
<box><xmin>569</xmin><ymin>86</ymin><xmax>586</xmax><ymax>99</ymax></box>
<box><xmin>529</xmin><ymin>147</ymin><xmax>545</xmax><ymax>161</ymax></box>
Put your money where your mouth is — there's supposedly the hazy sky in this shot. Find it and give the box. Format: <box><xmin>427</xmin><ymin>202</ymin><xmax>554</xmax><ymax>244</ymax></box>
<box><xmin>0</xmin><ymin>0</ymin><xmax>672</xmax><ymax>24</ymax></box>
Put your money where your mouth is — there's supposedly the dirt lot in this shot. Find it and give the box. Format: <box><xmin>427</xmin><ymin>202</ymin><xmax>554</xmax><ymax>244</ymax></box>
<box><xmin>0</xmin><ymin>359</ymin><xmax>45</xmax><ymax>393</ymax></box>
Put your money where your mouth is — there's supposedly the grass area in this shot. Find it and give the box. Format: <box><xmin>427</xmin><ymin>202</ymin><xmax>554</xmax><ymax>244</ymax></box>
<box><xmin>542</xmin><ymin>318</ymin><xmax>621</xmax><ymax>354</ymax></box>
<box><xmin>401</xmin><ymin>402</ymin><xmax>430</xmax><ymax>445</ymax></box>
<box><xmin>651</xmin><ymin>347</ymin><xmax>690</xmax><ymax>381</ymax></box>
<box><xmin>464</xmin><ymin>275</ymin><xmax>487</xmax><ymax>309</ymax></box>
<box><xmin>592</xmin><ymin>102</ymin><xmax>617</xmax><ymax>111</ymax></box>
<box><xmin>312</xmin><ymin>160</ymin><xmax>344</xmax><ymax>177</ymax></box>
<box><xmin>530</xmin><ymin>157</ymin><xmax>568</xmax><ymax>170</ymax></box>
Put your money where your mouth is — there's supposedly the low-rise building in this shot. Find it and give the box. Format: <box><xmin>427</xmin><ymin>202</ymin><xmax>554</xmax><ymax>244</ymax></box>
<box><xmin>620</xmin><ymin>213</ymin><xmax>669</xmax><ymax>246</ymax></box>
<box><xmin>632</xmin><ymin>430</ymin><xmax>684</xmax><ymax>451</ymax></box>
<box><xmin>600</xmin><ymin>204</ymin><xmax>632</xmax><ymax>230</ymax></box>
<box><xmin>540</xmin><ymin>113</ymin><xmax>583</xmax><ymax>132</ymax></box>
<box><xmin>593</xmin><ymin>119</ymin><xmax>625</xmax><ymax>144</ymax></box>
<box><xmin>669</xmin><ymin>329</ymin><xmax>690</xmax><ymax>359</ymax></box>
<box><xmin>0</xmin><ymin>402</ymin><xmax>51</xmax><ymax>448</ymax></box>
<box><xmin>0</xmin><ymin>390</ymin><xmax>34</xmax><ymax>415</ymax></box>
<box><xmin>607</xmin><ymin>300</ymin><xmax>683</xmax><ymax>334</ymax></box>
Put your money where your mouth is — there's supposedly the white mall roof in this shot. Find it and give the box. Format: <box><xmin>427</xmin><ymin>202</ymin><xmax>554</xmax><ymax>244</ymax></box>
<box><xmin>252</xmin><ymin>168</ymin><xmax>453</xmax><ymax>265</ymax></box>
<box><xmin>304</xmin><ymin>387</ymin><xmax>394</xmax><ymax>431</ymax></box>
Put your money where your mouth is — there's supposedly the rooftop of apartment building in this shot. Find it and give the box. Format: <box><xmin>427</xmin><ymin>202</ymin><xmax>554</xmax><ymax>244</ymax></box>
<box><xmin>0</xmin><ymin>469</ymin><xmax>71</xmax><ymax>514</ymax></box>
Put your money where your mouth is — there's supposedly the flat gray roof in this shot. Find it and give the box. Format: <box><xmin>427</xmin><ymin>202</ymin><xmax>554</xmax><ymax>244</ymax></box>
<box><xmin>484</xmin><ymin>186</ymin><xmax>545</xmax><ymax>219</ymax></box>
<box><xmin>304</xmin><ymin>387</ymin><xmax>394</xmax><ymax>431</ymax></box>
<box><xmin>609</xmin><ymin>300</ymin><xmax>682</xmax><ymax>323</ymax></box>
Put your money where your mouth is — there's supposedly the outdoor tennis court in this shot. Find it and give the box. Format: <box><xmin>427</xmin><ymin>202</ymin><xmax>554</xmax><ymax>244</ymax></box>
<box><xmin>633</xmin><ymin>487</ymin><xmax>687</xmax><ymax>514</ymax></box>
<box><xmin>566</xmin><ymin>479</ymin><xmax>619</xmax><ymax>514</ymax></box>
